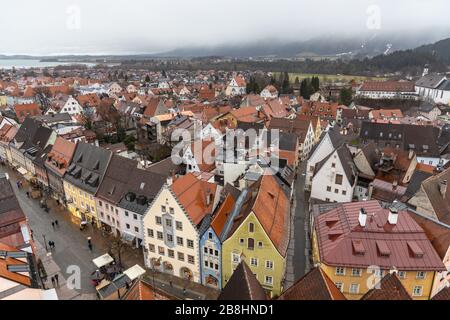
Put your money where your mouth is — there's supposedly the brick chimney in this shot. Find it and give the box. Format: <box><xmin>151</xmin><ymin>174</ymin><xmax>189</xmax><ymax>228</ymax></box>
<box><xmin>440</xmin><ymin>180</ymin><xmax>447</xmax><ymax>198</ymax></box>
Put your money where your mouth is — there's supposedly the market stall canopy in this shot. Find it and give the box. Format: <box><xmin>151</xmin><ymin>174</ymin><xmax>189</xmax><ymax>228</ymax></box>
<box><xmin>123</xmin><ymin>264</ymin><xmax>146</xmax><ymax>281</ymax></box>
<box><xmin>92</xmin><ymin>253</ymin><xmax>114</xmax><ymax>268</ymax></box>
<box><xmin>17</xmin><ymin>167</ymin><xmax>28</xmax><ymax>176</ymax></box>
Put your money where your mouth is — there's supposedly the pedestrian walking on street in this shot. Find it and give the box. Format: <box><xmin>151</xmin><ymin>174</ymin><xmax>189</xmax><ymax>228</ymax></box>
<box><xmin>54</xmin><ymin>274</ymin><xmax>59</xmax><ymax>286</ymax></box>
<box><xmin>183</xmin><ymin>288</ymin><xmax>186</xmax><ymax>296</ymax></box>
<box><xmin>51</xmin><ymin>221</ymin><xmax>55</xmax><ymax>229</ymax></box>
<box><xmin>55</xmin><ymin>220</ymin><xmax>59</xmax><ymax>228</ymax></box>
<box><xmin>26</xmin><ymin>191</ymin><xmax>30</xmax><ymax>198</ymax></box>
<box><xmin>169</xmin><ymin>281</ymin><xmax>173</xmax><ymax>287</ymax></box>
<box><xmin>48</xmin><ymin>240</ymin><xmax>52</xmax><ymax>249</ymax></box>
<box><xmin>88</xmin><ymin>243</ymin><xmax>93</xmax><ymax>251</ymax></box>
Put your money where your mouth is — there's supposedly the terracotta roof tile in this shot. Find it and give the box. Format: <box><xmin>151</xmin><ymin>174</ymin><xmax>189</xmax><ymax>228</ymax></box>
<box><xmin>360</xmin><ymin>273</ymin><xmax>412</xmax><ymax>300</ymax></box>
<box><xmin>315</xmin><ymin>201</ymin><xmax>446</xmax><ymax>271</ymax></box>
<box><xmin>279</xmin><ymin>267</ymin><xmax>346</xmax><ymax>300</ymax></box>
<box><xmin>171</xmin><ymin>173</ymin><xmax>217</xmax><ymax>226</ymax></box>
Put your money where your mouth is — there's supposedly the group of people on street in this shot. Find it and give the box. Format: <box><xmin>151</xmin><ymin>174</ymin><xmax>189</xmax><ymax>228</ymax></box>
<box><xmin>48</xmin><ymin>240</ymin><xmax>55</xmax><ymax>250</ymax></box>
<box><xmin>51</xmin><ymin>220</ymin><xmax>59</xmax><ymax>229</ymax></box>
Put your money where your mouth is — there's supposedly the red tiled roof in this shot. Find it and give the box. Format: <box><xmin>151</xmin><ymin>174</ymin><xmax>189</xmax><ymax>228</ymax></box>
<box><xmin>14</xmin><ymin>103</ymin><xmax>42</xmax><ymax>123</ymax></box>
<box><xmin>171</xmin><ymin>173</ymin><xmax>217</xmax><ymax>226</ymax></box>
<box><xmin>279</xmin><ymin>267</ymin><xmax>346</xmax><ymax>300</ymax></box>
<box><xmin>45</xmin><ymin>137</ymin><xmax>77</xmax><ymax>176</ymax></box>
<box><xmin>211</xmin><ymin>194</ymin><xmax>236</xmax><ymax>236</ymax></box>
<box><xmin>315</xmin><ymin>201</ymin><xmax>446</xmax><ymax>271</ymax></box>
<box><xmin>431</xmin><ymin>286</ymin><xmax>450</xmax><ymax>300</ymax></box>
<box><xmin>359</xmin><ymin>81</ymin><xmax>415</xmax><ymax>93</ymax></box>
<box><xmin>251</xmin><ymin>172</ymin><xmax>290</xmax><ymax>256</ymax></box>
<box><xmin>360</xmin><ymin>273</ymin><xmax>412</xmax><ymax>300</ymax></box>
<box><xmin>0</xmin><ymin>242</ymin><xmax>32</xmax><ymax>287</ymax></box>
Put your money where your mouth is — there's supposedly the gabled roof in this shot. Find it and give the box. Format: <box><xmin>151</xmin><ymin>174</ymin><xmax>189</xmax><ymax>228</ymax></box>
<box><xmin>359</xmin><ymin>81</ymin><xmax>415</xmax><ymax>92</ymax></box>
<box><xmin>415</xmin><ymin>74</ymin><xmax>447</xmax><ymax>89</ymax></box>
<box><xmin>96</xmin><ymin>155</ymin><xmax>165</xmax><ymax>214</ymax></box>
<box><xmin>431</xmin><ymin>286</ymin><xmax>450</xmax><ymax>300</ymax></box>
<box><xmin>171</xmin><ymin>173</ymin><xmax>217</xmax><ymax>226</ymax></box>
<box><xmin>226</xmin><ymin>171</ymin><xmax>290</xmax><ymax>257</ymax></box>
<box><xmin>408</xmin><ymin>210</ymin><xmax>450</xmax><ymax>259</ymax></box>
<box><xmin>122</xmin><ymin>279</ymin><xmax>178</xmax><ymax>300</ymax></box>
<box><xmin>218</xmin><ymin>261</ymin><xmax>266</xmax><ymax>300</ymax></box>
<box><xmin>0</xmin><ymin>242</ymin><xmax>32</xmax><ymax>287</ymax></box>
<box><xmin>360</xmin><ymin>121</ymin><xmax>440</xmax><ymax>157</ymax></box>
<box><xmin>278</xmin><ymin>267</ymin><xmax>346</xmax><ymax>300</ymax></box>
<box><xmin>45</xmin><ymin>137</ymin><xmax>76</xmax><ymax>177</ymax></box>
<box><xmin>420</xmin><ymin>167</ymin><xmax>450</xmax><ymax>225</ymax></box>
<box><xmin>360</xmin><ymin>273</ymin><xmax>412</xmax><ymax>300</ymax></box>
<box><xmin>64</xmin><ymin>142</ymin><xmax>112</xmax><ymax>194</ymax></box>
<box><xmin>315</xmin><ymin>201</ymin><xmax>446</xmax><ymax>270</ymax></box>
<box><xmin>211</xmin><ymin>193</ymin><xmax>238</xmax><ymax>237</ymax></box>
<box><xmin>315</xmin><ymin>144</ymin><xmax>356</xmax><ymax>186</ymax></box>
<box><xmin>14</xmin><ymin>103</ymin><xmax>42</xmax><ymax>123</ymax></box>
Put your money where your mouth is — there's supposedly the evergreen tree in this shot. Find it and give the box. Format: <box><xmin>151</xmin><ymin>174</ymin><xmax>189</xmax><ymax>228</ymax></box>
<box><xmin>311</xmin><ymin>76</ymin><xmax>320</xmax><ymax>92</ymax></box>
<box><xmin>145</xmin><ymin>74</ymin><xmax>150</xmax><ymax>82</ymax></box>
<box><xmin>300</xmin><ymin>78</ymin><xmax>314</xmax><ymax>99</ymax></box>
<box><xmin>281</xmin><ymin>72</ymin><xmax>291</xmax><ymax>94</ymax></box>
<box><xmin>338</xmin><ymin>87</ymin><xmax>353</xmax><ymax>106</ymax></box>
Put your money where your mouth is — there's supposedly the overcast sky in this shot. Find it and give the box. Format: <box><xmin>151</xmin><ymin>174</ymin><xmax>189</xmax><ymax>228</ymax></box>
<box><xmin>1</xmin><ymin>0</ymin><xmax>450</xmax><ymax>55</ymax></box>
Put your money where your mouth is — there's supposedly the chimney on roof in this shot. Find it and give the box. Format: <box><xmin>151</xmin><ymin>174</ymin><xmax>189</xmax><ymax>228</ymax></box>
<box><xmin>440</xmin><ymin>180</ymin><xmax>447</xmax><ymax>198</ymax></box>
<box><xmin>388</xmin><ymin>205</ymin><xmax>399</xmax><ymax>225</ymax></box>
<box><xmin>358</xmin><ymin>208</ymin><xmax>367</xmax><ymax>227</ymax></box>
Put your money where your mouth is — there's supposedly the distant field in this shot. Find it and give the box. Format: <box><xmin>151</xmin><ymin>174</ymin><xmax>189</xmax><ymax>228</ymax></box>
<box><xmin>273</xmin><ymin>72</ymin><xmax>388</xmax><ymax>84</ymax></box>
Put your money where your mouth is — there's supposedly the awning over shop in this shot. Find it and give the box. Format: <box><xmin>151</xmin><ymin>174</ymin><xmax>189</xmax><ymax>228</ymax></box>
<box><xmin>17</xmin><ymin>167</ymin><xmax>27</xmax><ymax>176</ymax></box>
<box><xmin>123</xmin><ymin>264</ymin><xmax>146</xmax><ymax>281</ymax></box>
<box><xmin>92</xmin><ymin>253</ymin><xmax>114</xmax><ymax>268</ymax></box>
<box><xmin>121</xmin><ymin>231</ymin><xmax>135</xmax><ymax>243</ymax></box>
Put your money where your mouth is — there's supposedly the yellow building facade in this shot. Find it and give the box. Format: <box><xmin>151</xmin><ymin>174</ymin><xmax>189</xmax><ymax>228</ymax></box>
<box><xmin>312</xmin><ymin>230</ymin><xmax>438</xmax><ymax>300</ymax></box>
<box><xmin>222</xmin><ymin>213</ymin><xmax>286</xmax><ymax>297</ymax></box>
<box><xmin>63</xmin><ymin>180</ymin><xmax>99</xmax><ymax>226</ymax></box>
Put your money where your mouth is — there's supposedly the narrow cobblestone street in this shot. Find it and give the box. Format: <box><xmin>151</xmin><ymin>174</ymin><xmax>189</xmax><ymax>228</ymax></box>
<box><xmin>285</xmin><ymin>161</ymin><xmax>311</xmax><ymax>289</ymax></box>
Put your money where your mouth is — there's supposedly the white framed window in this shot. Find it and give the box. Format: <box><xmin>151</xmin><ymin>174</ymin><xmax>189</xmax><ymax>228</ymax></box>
<box><xmin>265</xmin><ymin>276</ymin><xmax>273</xmax><ymax>286</ymax></box>
<box><xmin>416</xmin><ymin>271</ymin><xmax>426</xmax><ymax>280</ymax></box>
<box><xmin>155</xmin><ymin>216</ymin><xmax>162</xmax><ymax>225</ymax></box>
<box><xmin>412</xmin><ymin>286</ymin><xmax>423</xmax><ymax>297</ymax></box>
<box><xmin>265</xmin><ymin>260</ymin><xmax>274</xmax><ymax>270</ymax></box>
<box><xmin>232</xmin><ymin>253</ymin><xmax>240</xmax><ymax>263</ymax></box>
<box><xmin>349</xmin><ymin>283</ymin><xmax>359</xmax><ymax>294</ymax></box>
<box><xmin>398</xmin><ymin>271</ymin><xmax>407</xmax><ymax>279</ymax></box>
<box><xmin>351</xmin><ymin>268</ymin><xmax>362</xmax><ymax>277</ymax></box>
<box><xmin>250</xmin><ymin>258</ymin><xmax>258</xmax><ymax>267</ymax></box>
<box><xmin>335</xmin><ymin>267</ymin><xmax>345</xmax><ymax>276</ymax></box>
<box><xmin>335</xmin><ymin>282</ymin><xmax>343</xmax><ymax>292</ymax></box>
